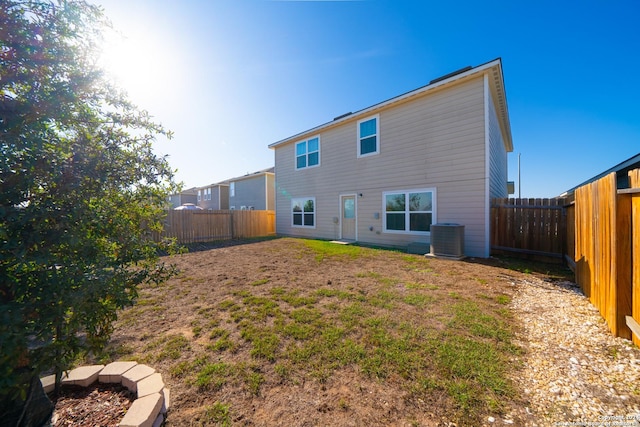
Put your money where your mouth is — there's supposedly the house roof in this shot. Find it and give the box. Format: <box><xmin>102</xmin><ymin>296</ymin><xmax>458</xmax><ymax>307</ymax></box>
<box><xmin>169</xmin><ymin>187</ymin><xmax>198</xmax><ymax>197</ymax></box>
<box><xmin>228</xmin><ymin>167</ymin><xmax>275</xmax><ymax>183</ymax></box>
<box><xmin>179</xmin><ymin>187</ymin><xmax>199</xmax><ymax>195</ymax></box>
<box><xmin>561</xmin><ymin>151</ymin><xmax>640</xmax><ymax>196</ymax></box>
<box><xmin>268</xmin><ymin>58</ymin><xmax>513</xmax><ymax>152</ymax></box>
<box><xmin>194</xmin><ymin>167</ymin><xmax>275</xmax><ymax>190</ymax></box>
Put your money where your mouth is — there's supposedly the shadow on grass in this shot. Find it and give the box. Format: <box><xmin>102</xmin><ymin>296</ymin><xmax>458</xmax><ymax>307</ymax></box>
<box><xmin>181</xmin><ymin>235</ymin><xmax>282</xmax><ymax>253</ymax></box>
<box><xmin>466</xmin><ymin>255</ymin><xmax>574</xmax><ymax>282</ymax></box>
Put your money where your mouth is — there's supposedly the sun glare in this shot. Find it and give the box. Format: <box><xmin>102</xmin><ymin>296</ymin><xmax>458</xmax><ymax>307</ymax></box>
<box><xmin>99</xmin><ymin>28</ymin><xmax>173</xmax><ymax>105</ymax></box>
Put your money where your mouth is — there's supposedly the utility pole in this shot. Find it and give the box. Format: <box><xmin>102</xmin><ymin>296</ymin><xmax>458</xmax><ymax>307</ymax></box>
<box><xmin>518</xmin><ymin>153</ymin><xmax>521</xmax><ymax>198</ymax></box>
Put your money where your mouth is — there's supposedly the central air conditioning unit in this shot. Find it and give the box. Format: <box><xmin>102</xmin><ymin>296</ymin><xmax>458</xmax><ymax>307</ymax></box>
<box><xmin>430</xmin><ymin>223</ymin><xmax>465</xmax><ymax>259</ymax></box>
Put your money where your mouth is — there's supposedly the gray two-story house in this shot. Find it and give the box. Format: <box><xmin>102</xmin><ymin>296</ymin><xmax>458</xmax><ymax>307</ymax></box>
<box><xmin>269</xmin><ymin>58</ymin><xmax>513</xmax><ymax>258</ymax></box>
<box><xmin>197</xmin><ymin>183</ymin><xmax>229</xmax><ymax>210</ymax></box>
<box><xmin>229</xmin><ymin>167</ymin><xmax>275</xmax><ymax>211</ymax></box>
<box><xmin>169</xmin><ymin>187</ymin><xmax>198</xmax><ymax>209</ymax></box>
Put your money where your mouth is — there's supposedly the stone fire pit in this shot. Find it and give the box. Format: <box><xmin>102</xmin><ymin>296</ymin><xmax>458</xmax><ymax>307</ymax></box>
<box><xmin>41</xmin><ymin>361</ymin><xmax>170</xmax><ymax>427</ymax></box>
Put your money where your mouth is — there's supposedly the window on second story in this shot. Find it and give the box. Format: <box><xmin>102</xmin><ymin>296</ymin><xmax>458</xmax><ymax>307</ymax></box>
<box><xmin>357</xmin><ymin>115</ymin><xmax>379</xmax><ymax>157</ymax></box>
<box><xmin>204</xmin><ymin>188</ymin><xmax>211</xmax><ymax>201</ymax></box>
<box><xmin>295</xmin><ymin>136</ymin><xmax>320</xmax><ymax>170</ymax></box>
<box><xmin>230</xmin><ymin>182</ymin><xmax>235</xmax><ymax>197</ymax></box>
<box><xmin>197</xmin><ymin>190</ymin><xmax>201</xmax><ymax>202</ymax></box>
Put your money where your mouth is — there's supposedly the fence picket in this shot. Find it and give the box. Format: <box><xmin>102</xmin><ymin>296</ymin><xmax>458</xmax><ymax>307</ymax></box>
<box><xmin>490</xmin><ymin>197</ymin><xmax>567</xmax><ymax>262</ymax></box>
<box><xmin>156</xmin><ymin>210</ymin><xmax>275</xmax><ymax>244</ymax></box>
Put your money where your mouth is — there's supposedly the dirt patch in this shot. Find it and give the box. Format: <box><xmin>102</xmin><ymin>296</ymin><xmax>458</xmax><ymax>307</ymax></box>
<box><xmin>100</xmin><ymin>237</ymin><xmax>568</xmax><ymax>426</ymax></box>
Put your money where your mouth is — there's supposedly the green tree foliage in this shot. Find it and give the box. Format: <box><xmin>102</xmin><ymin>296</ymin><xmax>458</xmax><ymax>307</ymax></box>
<box><xmin>0</xmin><ymin>0</ymin><xmax>179</xmax><ymax>411</ymax></box>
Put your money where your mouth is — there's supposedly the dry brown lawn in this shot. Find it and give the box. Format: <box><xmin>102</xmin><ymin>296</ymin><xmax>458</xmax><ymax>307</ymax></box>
<box><xmin>100</xmin><ymin>237</ymin><xmax>569</xmax><ymax>426</ymax></box>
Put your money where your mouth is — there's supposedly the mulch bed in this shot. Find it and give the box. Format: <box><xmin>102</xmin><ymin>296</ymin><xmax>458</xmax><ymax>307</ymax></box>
<box><xmin>50</xmin><ymin>382</ymin><xmax>135</xmax><ymax>427</ymax></box>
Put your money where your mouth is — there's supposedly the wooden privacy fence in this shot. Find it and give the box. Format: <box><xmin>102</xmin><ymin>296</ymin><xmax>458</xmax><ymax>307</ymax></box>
<box><xmin>158</xmin><ymin>210</ymin><xmax>276</xmax><ymax>244</ymax></box>
<box><xmin>490</xmin><ymin>197</ymin><xmax>569</xmax><ymax>262</ymax></box>
<box><xmin>574</xmin><ymin>170</ymin><xmax>640</xmax><ymax>344</ymax></box>
<box><xmin>491</xmin><ymin>169</ymin><xmax>640</xmax><ymax>344</ymax></box>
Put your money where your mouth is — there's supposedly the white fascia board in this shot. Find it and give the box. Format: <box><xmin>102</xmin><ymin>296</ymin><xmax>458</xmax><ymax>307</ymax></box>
<box><xmin>269</xmin><ymin>59</ymin><xmax>505</xmax><ymax>150</ymax></box>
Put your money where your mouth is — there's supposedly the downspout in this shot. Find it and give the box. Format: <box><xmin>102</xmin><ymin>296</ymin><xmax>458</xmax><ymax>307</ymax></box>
<box><xmin>483</xmin><ymin>73</ymin><xmax>491</xmax><ymax>258</ymax></box>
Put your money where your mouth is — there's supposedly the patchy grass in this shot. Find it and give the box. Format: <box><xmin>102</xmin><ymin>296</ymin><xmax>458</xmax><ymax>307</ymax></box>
<box><xmin>302</xmin><ymin>239</ymin><xmax>366</xmax><ymax>262</ymax></box>
<box><xmin>144</xmin><ymin>334</ymin><xmax>190</xmax><ymax>362</ymax></box>
<box><xmin>200</xmin><ymin>401</ymin><xmax>231</xmax><ymax>426</ymax></box>
<box><xmin>101</xmin><ymin>238</ymin><xmax>539</xmax><ymax>426</ymax></box>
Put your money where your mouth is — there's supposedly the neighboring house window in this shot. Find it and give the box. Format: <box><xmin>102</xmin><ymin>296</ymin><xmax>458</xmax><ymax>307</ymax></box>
<box><xmin>383</xmin><ymin>189</ymin><xmax>435</xmax><ymax>234</ymax></box>
<box><xmin>230</xmin><ymin>182</ymin><xmax>235</xmax><ymax>197</ymax></box>
<box><xmin>357</xmin><ymin>115</ymin><xmax>379</xmax><ymax>157</ymax></box>
<box><xmin>292</xmin><ymin>197</ymin><xmax>315</xmax><ymax>228</ymax></box>
<box><xmin>197</xmin><ymin>190</ymin><xmax>201</xmax><ymax>202</ymax></box>
<box><xmin>295</xmin><ymin>136</ymin><xmax>320</xmax><ymax>170</ymax></box>
<box><xmin>204</xmin><ymin>188</ymin><xmax>211</xmax><ymax>201</ymax></box>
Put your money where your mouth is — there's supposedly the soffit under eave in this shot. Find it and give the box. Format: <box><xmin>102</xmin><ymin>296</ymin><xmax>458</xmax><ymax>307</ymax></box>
<box><xmin>487</xmin><ymin>64</ymin><xmax>514</xmax><ymax>152</ymax></box>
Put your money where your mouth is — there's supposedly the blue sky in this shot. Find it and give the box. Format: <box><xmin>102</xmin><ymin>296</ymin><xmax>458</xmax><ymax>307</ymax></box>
<box><xmin>95</xmin><ymin>0</ymin><xmax>639</xmax><ymax>198</ymax></box>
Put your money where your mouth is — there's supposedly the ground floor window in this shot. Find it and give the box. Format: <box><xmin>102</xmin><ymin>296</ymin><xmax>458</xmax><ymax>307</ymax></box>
<box><xmin>292</xmin><ymin>197</ymin><xmax>315</xmax><ymax>228</ymax></box>
<box><xmin>383</xmin><ymin>189</ymin><xmax>435</xmax><ymax>234</ymax></box>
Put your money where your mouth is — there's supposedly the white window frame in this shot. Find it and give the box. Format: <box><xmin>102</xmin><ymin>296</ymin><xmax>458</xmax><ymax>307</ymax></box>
<box><xmin>230</xmin><ymin>182</ymin><xmax>235</xmax><ymax>197</ymax></box>
<box><xmin>204</xmin><ymin>187</ymin><xmax>211</xmax><ymax>201</ymax></box>
<box><xmin>291</xmin><ymin>197</ymin><xmax>316</xmax><ymax>228</ymax></box>
<box><xmin>295</xmin><ymin>136</ymin><xmax>321</xmax><ymax>170</ymax></box>
<box><xmin>197</xmin><ymin>190</ymin><xmax>202</xmax><ymax>202</ymax></box>
<box><xmin>382</xmin><ymin>188</ymin><xmax>436</xmax><ymax>235</ymax></box>
<box><xmin>357</xmin><ymin>114</ymin><xmax>380</xmax><ymax>158</ymax></box>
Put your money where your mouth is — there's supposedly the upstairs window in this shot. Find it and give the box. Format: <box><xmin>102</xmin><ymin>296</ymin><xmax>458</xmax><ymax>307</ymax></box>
<box><xmin>197</xmin><ymin>190</ymin><xmax>202</xmax><ymax>202</ymax></box>
<box><xmin>357</xmin><ymin>115</ymin><xmax>379</xmax><ymax>157</ymax></box>
<box><xmin>292</xmin><ymin>197</ymin><xmax>315</xmax><ymax>228</ymax></box>
<box><xmin>295</xmin><ymin>136</ymin><xmax>320</xmax><ymax>170</ymax></box>
<box><xmin>230</xmin><ymin>182</ymin><xmax>235</xmax><ymax>197</ymax></box>
<box><xmin>204</xmin><ymin>188</ymin><xmax>211</xmax><ymax>201</ymax></box>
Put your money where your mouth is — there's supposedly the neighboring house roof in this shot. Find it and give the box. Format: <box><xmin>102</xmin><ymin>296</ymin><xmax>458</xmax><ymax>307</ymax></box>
<box><xmin>228</xmin><ymin>167</ymin><xmax>275</xmax><ymax>183</ymax></box>
<box><xmin>269</xmin><ymin>58</ymin><xmax>512</xmax><ymax>152</ymax></box>
<box><xmin>193</xmin><ymin>167</ymin><xmax>275</xmax><ymax>190</ymax></box>
<box><xmin>196</xmin><ymin>182</ymin><xmax>229</xmax><ymax>190</ymax></box>
<box><xmin>170</xmin><ymin>187</ymin><xmax>198</xmax><ymax>197</ymax></box>
<box><xmin>562</xmin><ymin>151</ymin><xmax>640</xmax><ymax>196</ymax></box>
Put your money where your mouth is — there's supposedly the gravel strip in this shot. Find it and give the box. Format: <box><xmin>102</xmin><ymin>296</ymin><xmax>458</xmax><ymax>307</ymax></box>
<box><xmin>509</xmin><ymin>277</ymin><xmax>640</xmax><ymax>427</ymax></box>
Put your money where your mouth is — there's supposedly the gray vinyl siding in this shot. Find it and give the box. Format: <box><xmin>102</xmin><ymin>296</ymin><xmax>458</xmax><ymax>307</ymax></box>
<box><xmin>199</xmin><ymin>185</ymin><xmax>229</xmax><ymax>210</ymax></box>
<box><xmin>169</xmin><ymin>193</ymin><xmax>197</xmax><ymax>208</ymax></box>
<box><xmin>231</xmin><ymin>176</ymin><xmax>267</xmax><ymax>210</ymax></box>
<box><xmin>488</xmin><ymin>88</ymin><xmax>508</xmax><ymax>199</ymax></box>
<box><xmin>274</xmin><ymin>76</ymin><xmax>493</xmax><ymax>257</ymax></box>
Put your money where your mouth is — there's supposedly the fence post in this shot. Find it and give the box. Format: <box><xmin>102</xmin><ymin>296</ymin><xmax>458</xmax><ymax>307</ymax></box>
<box><xmin>616</xmin><ymin>192</ymin><xmax>632</xmax><ymax>340</ymax></box>
<box><xmin>629</xmin><ymin>170</ymin><xmax>640</xmax><ymax>346</ymax></box>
